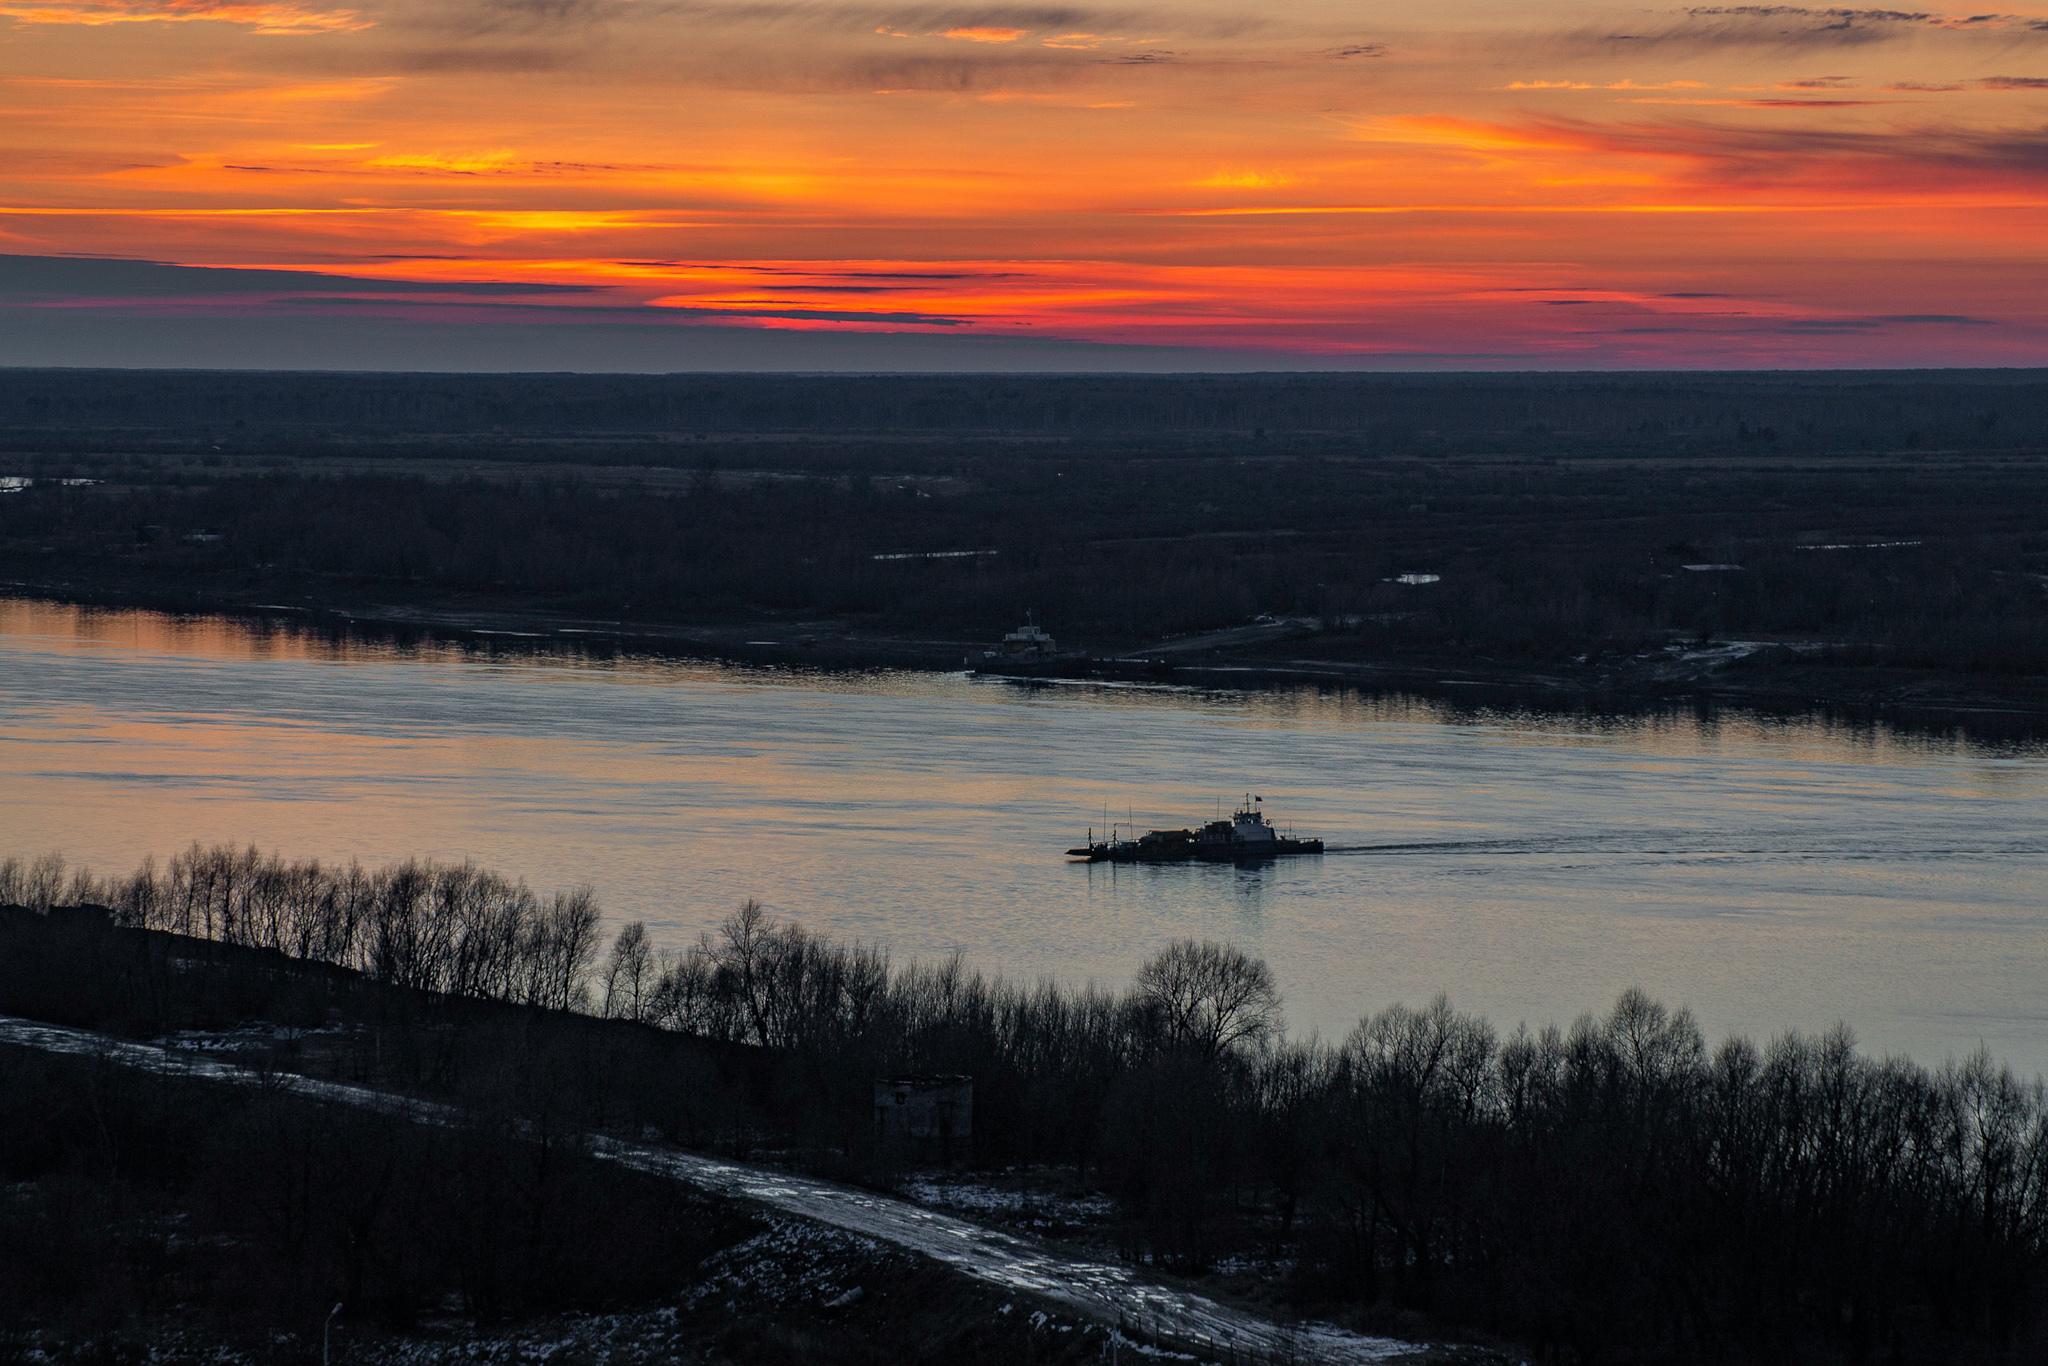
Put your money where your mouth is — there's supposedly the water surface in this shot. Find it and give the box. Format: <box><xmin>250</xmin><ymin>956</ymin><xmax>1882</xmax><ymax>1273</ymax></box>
<box><xmin>4</xmin><ymin>598</ymin><xmax>2044</xmax><ymax>1074</ymax></box>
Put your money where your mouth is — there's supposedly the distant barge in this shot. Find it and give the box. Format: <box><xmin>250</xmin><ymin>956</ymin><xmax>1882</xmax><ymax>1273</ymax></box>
<box><xmin>1066</xmin><ymin>796</ymin><xmax>1324</xmax><ymax>863</ymax></box>
<box><xmin>969</xmin><ymin>615</ymin><xmax>1174</xmax><ymax>681</ymax></box>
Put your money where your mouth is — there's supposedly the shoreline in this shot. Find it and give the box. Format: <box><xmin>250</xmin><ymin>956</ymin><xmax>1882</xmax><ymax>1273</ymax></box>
<box><xmin>9</xmin><ymin>576</ymin><xmax>2048</xmax><ymax>738</ymax></box>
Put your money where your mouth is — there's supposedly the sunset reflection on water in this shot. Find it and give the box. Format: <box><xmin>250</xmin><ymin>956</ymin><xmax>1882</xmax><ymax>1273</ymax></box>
<box><xmin>5</xmin><ymin>596</ymin><xmax>2046</xmax><ymax>1075</ymax></box>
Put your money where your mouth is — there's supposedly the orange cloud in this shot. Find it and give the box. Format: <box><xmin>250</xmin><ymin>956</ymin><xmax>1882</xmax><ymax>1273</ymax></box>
<box><xmin>1196</xmin><ymin>170</ymin><xmax>1295</xmax><ymax>187</ymax></box>
<box><xmin>0</xmin><ymin>0</ymin><xmax>367</xmax><ymax>32</ymax></box>
<box><xmin>1505</xmin><ymin>80</ymin><xmax>1709</xmax><ymax>91</ymax></box>
<box><xmin>938</xmin><ymin>26</ymin><xmax>1027</xmax><ymax>43</ymax></box>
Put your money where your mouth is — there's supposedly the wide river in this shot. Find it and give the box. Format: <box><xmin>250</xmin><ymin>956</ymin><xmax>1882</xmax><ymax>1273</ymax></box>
<box><xmin>4</xmin><ymin>597</ymin><xmax>2045</xmax><ymax>1075</ymax></box>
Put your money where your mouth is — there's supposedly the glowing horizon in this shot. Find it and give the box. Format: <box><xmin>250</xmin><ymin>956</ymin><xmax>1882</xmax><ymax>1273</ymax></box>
<box><xmin>6</xmin><ymin>0</ymin><xmax>2048</xmax><ymax>368</ymax></box>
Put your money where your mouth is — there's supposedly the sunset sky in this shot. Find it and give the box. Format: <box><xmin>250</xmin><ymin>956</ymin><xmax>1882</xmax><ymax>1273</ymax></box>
<box><xmin>5</xmin><ymin>0</ymin><xmax>2048</xmax><ymax>368</ymax></box>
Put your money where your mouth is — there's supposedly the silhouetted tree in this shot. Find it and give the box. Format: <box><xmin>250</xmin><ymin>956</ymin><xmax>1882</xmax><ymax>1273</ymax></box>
<box><xmin>1135</xmin><ymin>939</ymin><xmax>1282</xmax><ymax>1060</ymax></box>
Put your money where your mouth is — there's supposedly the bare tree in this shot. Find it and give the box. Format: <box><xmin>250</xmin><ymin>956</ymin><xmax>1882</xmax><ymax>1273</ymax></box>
<box><xmin>529</xmin><ymin>888</ymin><xmax>600</xmax><ymax>1011</ymax></box>
<box><xmin>707</xmin><ymin>900</ymin><xmax>776</xmax><ymax>1045</ymax></box>
<box><xmin>601</xmin><ymin>921</ymin><xmax>653</xmax><ymax>1021</ymax></box>
<box><xmin>1135</xmin><ymin>939</ymin><xmax>1282</xmax><ymax>1060</ymax></box>
<box><xmin>645</xmin><ymin>948</ymin><xmax>712</xmax><ymax>1032</ymax></box>
<box><xmin>24</xmin><ymin>851</ymin><xmax>65</xmax><ymax>912</ymax></box>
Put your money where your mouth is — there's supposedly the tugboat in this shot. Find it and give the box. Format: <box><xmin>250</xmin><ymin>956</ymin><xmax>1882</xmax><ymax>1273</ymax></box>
<box><xmin>1066</xmin><ymin>796</ymin><xmax>1324</xmax><ymax>863</ymax></box>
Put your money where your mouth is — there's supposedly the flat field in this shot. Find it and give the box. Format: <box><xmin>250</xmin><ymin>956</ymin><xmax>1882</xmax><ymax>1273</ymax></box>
<box><xmin>5</xmin><ymin>370</ymin><xmax>2046</xmax><ymax>726</ymax></box>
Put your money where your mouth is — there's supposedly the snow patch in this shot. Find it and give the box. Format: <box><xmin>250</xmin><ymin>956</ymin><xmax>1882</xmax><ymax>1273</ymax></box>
<box><xmin>682</xmin><ymin>1220</ymin><xmax>895</xmax><ymax>1313</ymax></box>
<box><xmin>898</xmin><ymin>1173</ymin><xmax>1116</xmax><ymax>1227</ymax></box>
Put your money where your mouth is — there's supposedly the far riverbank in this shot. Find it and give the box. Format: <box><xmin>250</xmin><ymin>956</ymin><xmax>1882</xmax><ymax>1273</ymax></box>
<box><xmin>9</xmin><ymin>577</ymin><xmax>2048</xmax><ymax>739</ymax></box>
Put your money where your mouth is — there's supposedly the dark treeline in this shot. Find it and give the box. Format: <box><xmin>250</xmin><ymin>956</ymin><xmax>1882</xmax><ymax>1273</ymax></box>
<box><xmin>7</xmin><ymin>450</ymin><xmax>2048</xmax><ymax>675</ymax></box>
<box><xmin>5</xmin><ymin>369</ymin><xmax>2048</xmax><ymax>455</ymax></box>
<box><xmin>5</xmin><ymin>845</ymin><xmax>2045</xmax><ymax>1363</ymax></box>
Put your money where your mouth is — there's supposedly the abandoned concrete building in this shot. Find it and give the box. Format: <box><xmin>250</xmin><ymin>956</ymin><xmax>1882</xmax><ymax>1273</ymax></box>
<box><xmin>873</xmin><ymin>1074</ymin><xmax>972</xmax><ymax>1163</ymax></box>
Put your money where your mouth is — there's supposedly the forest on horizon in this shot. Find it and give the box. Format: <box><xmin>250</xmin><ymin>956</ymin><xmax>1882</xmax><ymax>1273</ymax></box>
<box><xmin>4</xmin><ymin>368</ymin><xmax>2048</xmax><ymax>458</ymax></box>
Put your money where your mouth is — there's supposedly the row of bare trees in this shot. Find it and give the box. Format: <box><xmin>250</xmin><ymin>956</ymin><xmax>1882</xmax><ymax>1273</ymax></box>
<box><xmin>601</xmin><ymin>902</ymin><xmax>1275</xmax><ymax>1078</ymax></box>
<box><xmin>3</xmin><ymin>847</ymin><xmax>600</xmax><ymax>1012</ymax></box>
<box><xmin>3</xmin><ymin>849</ymin><xmax>1274</xmax><ymax>1066</ymax></box>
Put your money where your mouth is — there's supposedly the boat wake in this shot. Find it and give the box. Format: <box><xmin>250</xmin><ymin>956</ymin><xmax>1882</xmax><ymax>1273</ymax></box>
<box><xmin>1321</xmin><ymin>838</ymin><xmax>2041</xmax><ymax>858</ymax></box>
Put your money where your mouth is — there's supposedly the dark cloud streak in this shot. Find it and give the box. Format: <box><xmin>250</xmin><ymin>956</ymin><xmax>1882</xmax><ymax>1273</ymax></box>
<box><xmin>1521</xmin><ymin>112</ymin><xmax>2048</xmax><ymax>186</ymax></box>
<box><xmin>394</xmin><ymin>0</ymin><xmax>1265</xmax><ymax>41</ymax></box>
<box><xmin>1580</xmin><ymin>4</ymin><xmax>2048</xmax><ymax>53</ymax></box>
<box><xmin>269</xmin><ymin>296</ymin><xmax>975</xmax><ymax>322</ymax></box>
<box><xmin>0</xmin><ymin>255</ymin><xmax>603</xmax><ymax>301</ymax></box>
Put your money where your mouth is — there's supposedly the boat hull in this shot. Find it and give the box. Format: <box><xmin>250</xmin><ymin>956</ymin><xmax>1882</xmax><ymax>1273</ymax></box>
<box><xmin>1066</xmin><ymin>838</ymin><xmax>1323</xmax><ymax>863</ymax></box>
